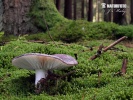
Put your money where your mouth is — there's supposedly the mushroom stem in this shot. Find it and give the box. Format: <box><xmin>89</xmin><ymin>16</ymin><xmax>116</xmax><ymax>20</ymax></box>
<box><xmin>35</xmin><ymin>69</ymin><xmax>48</xmax><ymax>85</ymax></box>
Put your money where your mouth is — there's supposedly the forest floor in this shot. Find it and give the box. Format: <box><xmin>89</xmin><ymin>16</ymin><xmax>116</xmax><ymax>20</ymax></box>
<box><xmin>0</xmin><ymin>38</ymin><xmax>133</xmax><ymax>100</ymax></box>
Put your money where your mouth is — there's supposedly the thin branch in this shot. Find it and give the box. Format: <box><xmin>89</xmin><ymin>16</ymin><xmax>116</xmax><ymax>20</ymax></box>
<box><xmin>114</xmin><ymin>58</ymin><xmax>128</xmax><ymax>76</ymax></box>
<box><xmin>90</xmin><ymin>44</ymin><xmax>104</xmax><ymax>60</ymax></box>
<box><xmin>103</xmin><ymin>36</ymin><xmax>127</xmax><ymax>52</ymax></box>
<box><xmin>89</xmin><ymin>36</ymin><xmax>127</xmax><ymax>60</ymax></box>
<box><xmin>121</xmin><ymin>58</ymin><xmax>128</xmax><ymax>74</ymax></box>
<box><xmin>43</xmin><ymin>18</ymin><xmax>59</xmax><ymax>48</ymax></box>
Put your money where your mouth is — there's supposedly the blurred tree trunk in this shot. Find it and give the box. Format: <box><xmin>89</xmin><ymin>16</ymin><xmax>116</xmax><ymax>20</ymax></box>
<box><xmin>87</xmin><ymin>0</ymin><xmax>93</xmax><ymax>21</ymax></box>
<box><xmin>0</xmin><ymin>0</ymin><xmax>3</xmax><ymax>31</ymax></box>
<box><xmin>3</xmin><ymin>0</ymin><xmax>37</xmax><ymax>35</ymax></box>
<box><xmin>113</xmin><ymin>0</ymin><xmax>127</xmax><ymax>25</ymax></box>
<box><xmin>104</xmin><ymin>0</ymin><xmax>111</xmax><ymax>22</ymax></box>
<box><xmin>97</xmin><ymin>0</ymin><xmax>100</xmax><ymax>22</ymax></box>
<box><xmin>55</xmin><ymin>0</ymin><xmax>61</xmax><ymax>11</ymax></box>
<box><xmin>73</xmin><ymin>0</ymin><xmax>77</xmax><ymax>20</ymax></box>
<box><xmin>131</xmin><ymin>0</ymin><xmax>133</xmax><ymax>24</ymax></box>
<box><xmin>3</xmin><ymin>0</ymin><xmax>66</xmax><ymax>36</ymax></box>
<box><xmin>81</xmin><ymin>0</ymin><xmax>84</xmax><ymax>19</ymax></box>
<box><xmin>64</xmin><ymin>0</ymin><xmax>72</xmax><ymax>19</ymax></box>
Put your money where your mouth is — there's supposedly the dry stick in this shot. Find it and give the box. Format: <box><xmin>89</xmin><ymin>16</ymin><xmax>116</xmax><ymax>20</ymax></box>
<box><xmin>114</xmin><ymin>59</ymin><xmax>128</xmax><ymax>76</ymax></box>
<box><xmin>103</xmin><ymin>36</ymin><xmax>127</xmax><ymax>52</ymax></box>
<box><xmin>43</xmin><ymin>18</ymin><xmax>59</xmax><ymax>47</ymax></box>
<box><xmin>90</xmin><ymin>36</ymin><xmax>127</xmax><ymax>60</ymax></box>
<box><xmin>121</xmin><ymin>58</ymin><xmax>128</xmax><ymax>74</ymax></box>
<box><xmin>90</xmin><ymin>44</ymin><xmax>104</xmax><ymax>60</ymax></box>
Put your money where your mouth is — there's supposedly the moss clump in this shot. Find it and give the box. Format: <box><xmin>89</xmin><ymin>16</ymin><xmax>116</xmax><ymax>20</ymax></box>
<box><xmin>114</xmin><ymin>25</ymin><xmax>133</xmax><ymax>39</ymax></box>
<box><xmin>25</xmin><ymin>21</ymin><xmax>119</xmax><ymax>43</ymax></box>
<box><xmin>51</xmin><ymin>20</ymin><xmax>87</xmax><ymax>43</ymax></box>
<box><xmin>48</xmin><ymin>21</ymin><xmax>118</xmax><ymax>42</ymax></box>
<box><xmin>30</xmin><ymin>0</ymin><xmax>68</xmax><ymax>31</ymax></box>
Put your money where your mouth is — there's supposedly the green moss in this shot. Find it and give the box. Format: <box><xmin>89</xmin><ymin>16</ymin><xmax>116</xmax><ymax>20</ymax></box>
<box><xmin>48</xmin><ymin>21</ymin><xmax>118</xmax><ymax>42</ymax></box>
<box><xmin>114</xmin><ymin>25</ymin><xmax>133</xmax><ymax>39</ymax></box>
<box><xmin>30</xmin><ymin>0</ymin><xmax>68</xmax><ymax>31</ymax></box>
<box><xmin>0</xmin><ymin>32</ymin><xmax>27</xmax><ymax>42</ymax></box>
<box><xmin>0</xmin><ymin>39</ymin><xmax>133</xmax><ymax>99</ymax></box>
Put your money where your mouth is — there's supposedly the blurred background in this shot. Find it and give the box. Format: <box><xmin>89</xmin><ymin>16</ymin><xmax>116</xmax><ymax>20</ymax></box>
<box><xmin>55</xmin><ymin>0</ymin><xmax>131</xmax><ymax>24</ymax></box>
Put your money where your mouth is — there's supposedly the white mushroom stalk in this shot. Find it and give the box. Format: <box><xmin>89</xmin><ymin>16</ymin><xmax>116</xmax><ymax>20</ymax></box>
<box><xmin>35</xmin><ymin>69</ymin><xmax>48</xmax><ymax>85</ymax></box>
<box><xmin>12</xmin><ymin>53</ymin><xmax>78</xmax><ymax>87</ymax></box>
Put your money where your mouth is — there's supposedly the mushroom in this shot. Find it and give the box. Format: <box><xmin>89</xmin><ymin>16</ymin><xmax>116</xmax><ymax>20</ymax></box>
<box><xmin>12</xmin><ymin>53</ymin><xmax>78</xmax><ymax>87</ymax></box>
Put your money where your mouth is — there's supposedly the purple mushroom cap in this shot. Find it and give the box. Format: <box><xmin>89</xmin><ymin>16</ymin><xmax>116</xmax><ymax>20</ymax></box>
<box><xmin>52</xmin><ymin>54</ymin><xmax>78</xmax><ymax>65</ymax></box>
<box><xmin>12</xmin><ymin>53</ymin><xmax>78</xmax><ymax>70</ymax></box>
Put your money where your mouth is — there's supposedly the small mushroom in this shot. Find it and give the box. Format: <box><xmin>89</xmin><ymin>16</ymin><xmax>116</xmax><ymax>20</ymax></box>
<box><xmin>12</xmin><ymin>53</ymin><xmax>78</xmax><ymax>87</ymax></box>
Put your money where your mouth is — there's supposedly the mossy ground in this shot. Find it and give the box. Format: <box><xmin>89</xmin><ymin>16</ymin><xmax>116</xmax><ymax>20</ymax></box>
<box><xmin>1</xmin><ymin>0</ymin><xmax>133</xmax><ymax>99</ymax></box>
<box><xmin>0</xmin><ymin>36</ymin><xmax>133</xmax><ymax>99</ymax></box>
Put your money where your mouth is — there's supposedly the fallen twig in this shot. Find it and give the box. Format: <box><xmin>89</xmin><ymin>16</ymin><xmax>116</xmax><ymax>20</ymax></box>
<box><xmin>103</xmin><ymin>36</ymin><xmax>127</xmax><ymax>52</ymax></box>
<box><xmin>89</xmin><ymin>36</ymin><xmax>127</xmax><ymax>60</ymax></box>
<box><xmin>90</xmin><ymin>44</ymin><xmax>104</xmax><ymax>60</ymax></box>
<box><xmin>121</xmin><ymin>58</ymin><xmax>128</xmax><ymax>74</ymax></box>
<box><xmin>114</xmin><ymin>58</ymin><xmax>128</xmax><ymax>76</ymax></box>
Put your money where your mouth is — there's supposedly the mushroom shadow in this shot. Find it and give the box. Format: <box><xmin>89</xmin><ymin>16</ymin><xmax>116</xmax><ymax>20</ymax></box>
<box><xmin>10</xmin><ymin>71</ymin><xmax>74</xmax><ymax>96</ymax></box>
<box><xmin>10</xmin><ymin>74</ymin><xmax>35</xmax><ymax>96</ymax></box>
